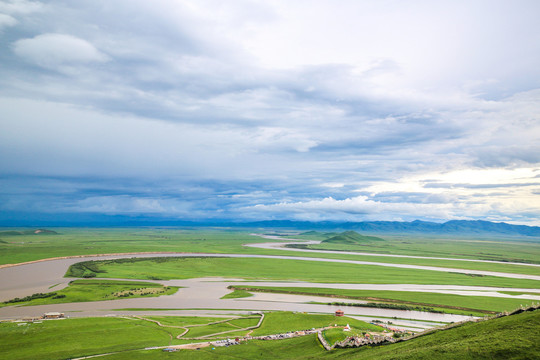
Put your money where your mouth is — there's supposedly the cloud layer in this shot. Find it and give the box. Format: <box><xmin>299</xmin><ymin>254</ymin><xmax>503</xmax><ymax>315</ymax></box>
<box><xmin>1</xmin><ymin>0</ymin><xmax>540</xmax><ymax>225</ymax></box>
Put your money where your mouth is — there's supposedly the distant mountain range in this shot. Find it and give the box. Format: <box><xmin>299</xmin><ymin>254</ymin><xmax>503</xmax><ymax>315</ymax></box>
<box><xmin>1</xmin><ymin>218</ymin><xmax>539</xmax><ymax>237</ymax></box>
<box><xmin>244</xmin><ymin>219</ymin><xmax>540</xmax><ymax>237</ymax></box>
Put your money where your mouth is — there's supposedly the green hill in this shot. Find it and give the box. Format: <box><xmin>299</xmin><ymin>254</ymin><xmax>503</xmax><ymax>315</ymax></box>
<box><xmin>0</xmin><ymin>229</ymin><xmax>57</xmax><ymax>236</ymax></box>
<box><xmin>322</xmin><ymin>230</ymin><xmax>385</xmax><ymax>244</ymax></box>
<box><xmin>344</xmin><ymin>308</ymin><xmax>540</xmax><ymax>359</ymax></box>
<box><xmin>300</xmin><ymin>231</ymin><xmax>321</xmax><ymax>236</ymax></box>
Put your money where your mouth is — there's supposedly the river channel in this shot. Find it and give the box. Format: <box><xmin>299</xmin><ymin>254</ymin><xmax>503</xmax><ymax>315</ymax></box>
<box><xmin>1</xmin><ymin>235</ymin><xmax>539</xmax><ymax>328</ymax></box>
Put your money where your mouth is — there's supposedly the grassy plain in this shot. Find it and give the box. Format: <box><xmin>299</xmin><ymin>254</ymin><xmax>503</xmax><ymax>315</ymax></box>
<box><xmin>322</xmin><ymin>327</ymin><xmax>362</xmax><ymax>345</ymax></box>
<box><xmin>67</xmin><ymin>256</ymin><xmax>540</xmax><ymax>289</ymax></box>
<box><xmin>2</xmin><ymin>227</ymin><xmax>540</xmax><ymax>359</ymax></box>
<box><xmin>1</xmin><ymin>280</ymin><xmax>178</xmax><ymax>308</ymax></box>
<box><xmin>221</xmin><ymin>289</ymin><xmax>254</xmax><ymax>299</ymax></box>
<box><xmin>287</xmin><ymin>250</ymin><xmax>540</xmax><ymax>276</ymax></box>
<box><xmin>0</xmin><ymin>228</ymin><xmax>266</xmax><ymax>265</ymax></box>
<box><xmin>0</xmin><ymin>317</ymin><xmax>173</xmax><ymax>360</ymax></box>
<box><xmin>0</xmin><ymin>312</ymin><xmax>378</xmax><ymax>360</ymax></box>
<box><xmin>304</xmin><ymin>233</ymin><xmax>540</xmax><ymax>264</ymax></box>
<box><xmin>229</xmin><ymin>286</ymin><xmax>536</xmax><ymax>314</ymax></box>
<box><xmin>98</xmin><ymin>309</ymin><xmax>540</xmax><ymax>360</ymax></box>
<box><xmin>250</xmin><ymin>312</ymin><xmax>382</xmax><ymax>336</ymax></box>
<box><xmin>2</xmin><ymin>228</ymin><xmax>540</xmax><ymax>276</ymax></box>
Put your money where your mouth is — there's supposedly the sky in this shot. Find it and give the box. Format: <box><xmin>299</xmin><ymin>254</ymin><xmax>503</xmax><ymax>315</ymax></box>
<box><xmin>1</xmin><ymin>0</ymin><xmax>540</xmax><ymax>226</ymax></box>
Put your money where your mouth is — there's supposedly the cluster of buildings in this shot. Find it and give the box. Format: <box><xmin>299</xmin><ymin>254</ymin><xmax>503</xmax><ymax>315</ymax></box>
<box><xmin>254</xmin><ymin>328</ymin><xmax>320</xmax><ymax>341</ymax></box>
<box><xmin>334</xmin><ymin>333</ymin><xmax>397</xmax><ymax>348</ymax></box>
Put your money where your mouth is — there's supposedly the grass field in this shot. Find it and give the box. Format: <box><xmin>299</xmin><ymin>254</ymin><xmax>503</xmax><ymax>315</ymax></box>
<box><xmin>65</xmin><ymin>256</ymin><xmax>540</xmax><ymax>289</ymax></box>
<box><xmin>221</xmin><ymin>289</ymin><xmax>253</xmax><ymax>299</ymax></box>
<box><xmin>228</xmin><ymin>286</ymin><xmax>537</xmax><ymax>315</ymax></box>
<box><xmin>2</xmin><ymin>228</ymin><xmax>540</xmax><ymax>275</ymax></box>
<box><xmin>90</xmin><ymin>309</ymin><xmax>540</xmax><ymax>359</ymax></box>
<box><xmin>305</xmin><ymin>234</ymin><xmax>540</xmax><ymax>264</ymax></box>
<box><xmin>0</xmin><ymin>312</ymin><xmax>378</xmax><ymax>360</ymax></box>
<box><xmin>2</xmin><ymin>228</ymin><xmax>540</xmax><ymax>359</ymax></box>
<box><xmin>1</xmin><ymin>280</ymin><xmax>178</xmax><ymax>308</ymax></box>
<box><xmin>0</xmin><ymin>317</ymin><xmax>173</xmax><ymax>360</ymax></box>
<box><xmin>322</xmin><ymin>327</ymin><xmax>362</xmax><ymax>345</ymax></box>
<box><xmin>285</xmin><ymin>249</ymin><xmax>540</xmax><ymax>276</ymax></box>
<box><xmin>0</xmin><ymin>228</ymin><xmax>268</xmax><ymax>265</ymax></box>
<box><xmin>250</xmin><ymin>312</ymin><xmax>383</xmax><ymax>336</ymax></box>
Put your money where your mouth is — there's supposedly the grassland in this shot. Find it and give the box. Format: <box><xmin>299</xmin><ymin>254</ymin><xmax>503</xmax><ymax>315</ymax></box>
<box><xmin>228</xmin><ymin>286</ymin><xmax>536</xmax><ymax>315</ymax></box>
<box><xmin>2</xmin><ymin>227</ymin><xmax>540</xmax><ymax>359</ymax></box>
<box><xmin>0</xmin><ymin>312</ymin><xmax>379</xmax><ymax>360</ymax></box>
<box><xmin>89</xmin><ymin>309</ymin><xmax>540</xmax><ymax>359</ymax></box>
<box><xmin>304</xmin><ymin>233</ymin><xmax>540</xmax><ymax>264</ymax></box>
<box><xmin>2</xmin><ymin>228</ymin><xmax>540</xmax><ymax>275</ymax></box>
<box><xmin>181</xmin><ymin>316</ymin><xmax>260</xmax><ymax>338</ymax></box>
<box><xmin>221</xmin><ymin>289</ymin><xmax>254</xmax><ymax>299</ymax></box>
<box><xmin>66</xmin><ymin>256</ymin><xmax>540</xmax><ymax>289</ymax></box>
<box><xmin>0</xmin><ymin>228</ymin><xmax>267</xmax><ymax>265</ymax></box>
<box><xmin>322</xmin><ymin>327</ymin><xmax>363</xmax><ymax>345</ymax></box>
<box><xmin>285</xmin><ymin>250</ymin><xmax>540</xmax><ymax>276</ymax></box>
<box><xmin>0</xmin><ymin>317</ymin><xmax>173</xmax><ymax>360</ymax></box>
<box><xmin>250</xmin><ymin>312</ymin><xmax>383</xmax><ymax>336</ymax></box>
<box><xmin>1</xmin><ymin>280</ymin><xmax>178</xmax><ymax>307</ymax></box>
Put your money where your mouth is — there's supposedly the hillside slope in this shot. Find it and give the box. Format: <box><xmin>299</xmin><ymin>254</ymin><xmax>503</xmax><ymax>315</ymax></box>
<box><xmin>322</xmin><ymin>231</ymin><xmax>385</xmax><ymax>244</ymax></box>
<box><xmin>343</xmin><ymin>308</ymin><xmax>540</xmax><ymax>359</ymax></box>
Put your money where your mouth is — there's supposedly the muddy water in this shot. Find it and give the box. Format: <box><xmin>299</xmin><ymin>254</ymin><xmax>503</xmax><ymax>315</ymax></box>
<box><xmin>1</xmin><ymin>250</ymin><xmax>539</xmax><ymax>324</ymax></box>
<box><xmin>2</xmin><ymin>251</ymin><xmax>540</xmax><ymax>305</ymax></box>
<box><xmin>0</xmin><ymin>276</ymin><xmax>474</xmax><ymax>324</ymax></box>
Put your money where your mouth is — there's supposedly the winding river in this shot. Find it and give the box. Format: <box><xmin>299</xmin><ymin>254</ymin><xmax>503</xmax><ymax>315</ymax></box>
<box><xmin>1</xmin><ymin>234</ymin><xmax>539</xmax><ymax>327</ymax></box>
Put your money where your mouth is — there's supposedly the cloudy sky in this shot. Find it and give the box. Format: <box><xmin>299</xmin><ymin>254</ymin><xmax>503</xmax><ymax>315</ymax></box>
<box><xmin>1</xmin><ymin>0</ymin><xmax>540</xmax><ymax>225</ymax></box>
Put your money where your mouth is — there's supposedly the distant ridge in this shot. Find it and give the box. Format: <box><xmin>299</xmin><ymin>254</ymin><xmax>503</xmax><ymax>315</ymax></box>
<box><xmin>0</xmin><ymin>229</ymin><xmax>58</xmax><ymax>236</ymax></box>
<box><xmin>245</xmin><ymin>219</ymin><xmax>540</xmax><ymax>237</ymax></box>
<box><xmin>322</xmin><ymin>231</ymin><xmax>385</xmax><ymax>244</ymax></box>
<box><xmin>1</xmin><ymin>219</ymin><xmax>539</xmax><ymax>237</ymax></box>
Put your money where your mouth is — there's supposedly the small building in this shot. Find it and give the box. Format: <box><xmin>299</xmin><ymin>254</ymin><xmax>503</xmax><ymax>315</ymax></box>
<box><xmin>43</xmin><ymin>312</ymin><xmax>64</xmax><ymax>319</ymax></box>
<box><xmin>335</xmin><ymin>309</ymin><xmax>344</xmax><ymax>317</ymax></box>
<box><xmin>22</xmin><ymin>316</ymin><xmax>40</xmax><ymax>322</ymax></box>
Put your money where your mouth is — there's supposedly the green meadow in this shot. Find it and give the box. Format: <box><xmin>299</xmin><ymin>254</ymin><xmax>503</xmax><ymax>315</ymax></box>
<box><xmin>2</xmin><ymin>228</ymin><xmax>540</xmax><ymax>276</ymax></box>
<box><xmin>66</xmin><ymin>256</ymin><xmax>540</xmax><ymax>289</ymax></box>
<box><xmin>250</xmin><ymin>312</ymin><xmax>383</xmax><ymax>336</ymax></box>
<box><xmin>285</xmin><ymin>250</ymin><xmax>540</xmax><ymax>276</ymax></box>
<box><xmin>227</xmin><ymin>285</ymin><xmax>537</xmax><ymax>315</ymax></box>
<box><xmin>2</xmin><ymin>227</ymin><xmax>540</xmax><ymax>359</ymax></box>
<box><xmin>304</xmin><ymin>233</ymin><xmax>540</xmax><ymax>264</ymax></box>
<box><xmin>0</xmin><ymin>312</ymin><xmax>379</xmax><ymax>360</ymax></box>
<box><xmin>0</xmin><ymin>317</ymin><xmax>172</xmax><ymax>360</ymax></box>
<box><xmin>1</xmin><ymin>279</ymin><xmax>178</xmax><ymax>308</ymax></box>
<box><xmin>0</xmin><ymin>228</ymin><xmax>266</xmax><ymax>265</ymax></box>
<box><xmin>220</xmin><ymin>289</ymin><xmax>254</xmax><ymax>299</ymax></box>
<box><xmin>3</xmin><ymin>309</ymin><xmax>535</xmax><ymax>360</ymax></box>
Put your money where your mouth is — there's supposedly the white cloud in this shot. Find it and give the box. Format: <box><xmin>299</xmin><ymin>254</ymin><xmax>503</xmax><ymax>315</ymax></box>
<box><xmin>0</xmin><ymin>0</ymin><xmax>43</xmax><ymax>15</ymax></box>
<box><xmin>0</xmin><ymin>13</ymin><xmax>17</xmax><ymax>29</ymax></box>
<box><xmin>1</xmin><ymin>1</ymin><xmax>540</xmax><ymax>225</ymax></box>
<box><xmin>13</xmin><ymin>33</ymin><xmax>108</xmax><ymax>69</ymax></box>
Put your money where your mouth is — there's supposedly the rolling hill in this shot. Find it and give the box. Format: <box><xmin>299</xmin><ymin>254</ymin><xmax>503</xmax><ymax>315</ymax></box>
<box><xmin>322</xmin><ymin>231</ymin><xmax>385</xmax><ymax>244</ymax></box>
